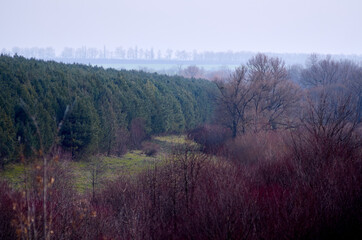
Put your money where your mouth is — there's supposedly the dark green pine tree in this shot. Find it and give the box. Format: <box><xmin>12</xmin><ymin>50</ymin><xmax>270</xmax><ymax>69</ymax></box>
<box><xmin>60</xmin><ymin>99</ymin><xmax>99</xmax><ymax>159</ymax></box>
<box><xmin>0</xmin><ymin>109</ymin><xmax>16</xmax><ymax>168</ymax></box>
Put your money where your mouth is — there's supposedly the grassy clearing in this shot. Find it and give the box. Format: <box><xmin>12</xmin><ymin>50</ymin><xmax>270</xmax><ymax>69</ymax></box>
<box><xmin>0</xmin><ymin>163</ymin><xmax>26</xmax><ymax>188</ymax></box>
<box><xmin>153</xmin><ymin>134</ymin><xmax>196</xmax><ymax>153</ymax></box>
<box><xmin>0</xmin><ymin>135</ymin><xmax>189</xmax><ymax>192</ymax></box>
<box><xmin>71</xmin><ymin>150</ymin><xmax>159</xmax><ymax>192</ymax></box>
<box><xmin>153</xmin><ymin>135</ymin><xmax>187</xmax><ymax>144</ymax></box>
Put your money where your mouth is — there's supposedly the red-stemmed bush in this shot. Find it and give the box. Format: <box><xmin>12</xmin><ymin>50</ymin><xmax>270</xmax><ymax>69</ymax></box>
<box><xmin>188</xmin><ymin>124</ymin><xmax>231</xmax><ymax>154</ymax></box>
<box><xmin>0</xmin><ymin>180</ymin><xmax>18</xmax><ymax>240</ymax></box>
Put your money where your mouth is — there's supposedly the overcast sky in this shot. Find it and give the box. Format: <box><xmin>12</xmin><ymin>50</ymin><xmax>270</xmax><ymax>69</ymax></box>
<box><xmin>1</xmin><ymin>0</ymin><xmax>361</xmax><ymax>55</ymax></box>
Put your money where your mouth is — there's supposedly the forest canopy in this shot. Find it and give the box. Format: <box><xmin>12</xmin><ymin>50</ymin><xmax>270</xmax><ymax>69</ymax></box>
<box><xmin>0</xmin><ymin>55</ymin><xmax>217</xmax><ymax>164</ymax></box>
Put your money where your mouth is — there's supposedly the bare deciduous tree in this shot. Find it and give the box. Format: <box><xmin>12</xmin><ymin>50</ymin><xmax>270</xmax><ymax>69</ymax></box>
<box><xmin>215</xmin><ymin>66</ymin><xmax>254</xmax><ymax>138</ymax></box>
<box><xmin>247</xmin><ymin>54</ymin><xmax>301</xmax><ymax>131</ymax></box>
<box><xmin>301</xmin><ymin>55</ymin><xmax>362</xmax><ymax>123</ymax></box>
<box><xmin>301</xmin><ymin>85</ymin><xmax>360</xmax><ymax>156</ymax></box>
<box><xmin>215</xmin><ymin>54</ymin><xmax>301</xmax><ymax>136</ymax></box>
<box><xmin>182</xmin><ymin>65</ymin><xmax>204</xmax><ymax>79</ymax></box>
<box><xmin>301</xmin><ymin>55</ymin><xmax>346</xmax><ymax>87</ymax></box>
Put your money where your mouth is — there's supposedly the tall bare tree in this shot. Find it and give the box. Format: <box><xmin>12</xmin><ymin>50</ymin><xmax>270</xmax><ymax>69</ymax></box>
<box><xmin>215</xmin><ymin>66</ymin><xmax>254</xmax><ymax>138</ymax></box>
<box><xmin>215</xmin><ymin>54</ymin><xmax>301</xmax><ymax>136</ymax></box>
<box><xmin>247</xmin><ymin>54</ymin><xmax>301</xmax><ymax>131</ymax></box>
<box><xmin>301</xmin><ymin>55</ymin><xmax>343</xmax><ymax>87</ymax></box>
<box><xmin>301</xmin><ymin>55</ymin><xmax>362</xmax><ymax>123</ymax></box>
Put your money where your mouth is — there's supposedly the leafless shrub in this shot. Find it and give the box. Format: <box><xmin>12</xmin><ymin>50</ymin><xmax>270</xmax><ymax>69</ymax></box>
<box><xmin>0</xmin><ymin>180</ymin><xmax>18</xmax><ymax>239</ymax></box>
<box><xmin>142</xmin><ymin>141</ymin><xmax>160</xmax><ymax>156</ymax></box>
<box><xmin>223</xmin><ymin>130</ymin><xmax>289</xmax><ymax>165</ymax></box>
<box><xmin>187</xmin><ymin>124</ymin><xmax>231</xmax><ymax>153</ymax></box>
<box><xmin>130</xmin><ymin>118</ymin><xmax>148</xmax><ymax>149</ymax></box>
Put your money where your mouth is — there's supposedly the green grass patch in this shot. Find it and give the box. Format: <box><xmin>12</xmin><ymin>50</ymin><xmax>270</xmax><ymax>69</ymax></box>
<box><xmin>152</xmin><ymin>134</ymin><xmax>196</xmax><ymax>153</ymax></box>
<box><xmin>0</xmin><ymin>134</ymin><xmax>190</xmax><ymax>192</ymax></box>
<box><xmin>102</xmin><ymin>150</ymin><xmax>158</xmax><ymax>176</ymax></box>
<box><xmin>69</xmin><ymin>150</ymin><xmax>159</xmax><ymax>192</ymax></box>
<box><xmin>0</xmin><ymin>163</ymin><xmax>26</xmax><ymax>188</ymax></box>
<box><xmin>153</xmin><ymin>135</ymin><xmax>188</xmax><ymax>144</ymax></box>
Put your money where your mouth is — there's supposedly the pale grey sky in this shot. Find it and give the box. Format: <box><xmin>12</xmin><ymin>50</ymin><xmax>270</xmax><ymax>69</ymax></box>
<box><xmin>1</xmin><ymin>0</ymin><xmax>361</xmax><ymax>54</ymax></box>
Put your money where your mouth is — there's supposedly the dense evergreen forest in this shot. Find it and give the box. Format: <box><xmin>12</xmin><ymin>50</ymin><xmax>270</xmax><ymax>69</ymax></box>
<box><xmin>0</xmin><ymin>55</ymin><xmax>217</xmax><ymax>166</ymax></box>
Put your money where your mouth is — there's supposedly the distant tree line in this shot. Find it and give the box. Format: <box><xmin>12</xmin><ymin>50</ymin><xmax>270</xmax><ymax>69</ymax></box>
<box><xmin>0</xmin><ymin>55</ymin><xmax>217</xmax><ymax>166</ymax></box>
<box><xmin>1</xmin><ymin>46</ymin><xmax>255</xmax><ymax>61</ymax></box>
<box><xmin>4</xmin><ymin>46</ymin><xmax>361</xmax><ymax>65</ymax></box>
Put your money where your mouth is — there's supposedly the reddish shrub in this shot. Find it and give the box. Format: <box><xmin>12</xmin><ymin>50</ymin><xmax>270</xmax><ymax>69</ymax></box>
<box><xmin>142</xmin><ymin>141</ymin><xmax>160</xmax><ymax>156</ymax></box>
<box><xmin>188</xmin><ymin>124</ymin><xmax>231</xmax><ymax>154</ymax></box>
<box><xmin>3</xmin><ymin>123</ymin><xmax>360</xmax><ymax>239</ymax></box>
<box><xmin>222</xmin><ymin>130</ymin><xmax>289</xmax><ymax>165</ymax></box>
<box><xmin>0</xmin><ymin>181</ymin><xmax>18</xmax><ymax>240</ymax></box>
<box><xmin>130</xmin><ymin>118</ymin><xmax>148</xmax><ymax>149</ymax></box>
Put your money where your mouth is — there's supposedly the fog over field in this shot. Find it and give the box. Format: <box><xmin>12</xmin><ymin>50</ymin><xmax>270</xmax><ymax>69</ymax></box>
<box><xmin>1</xmin><ymin>0</ymin><xmax>362</xmax><ymax>55</ymax></box>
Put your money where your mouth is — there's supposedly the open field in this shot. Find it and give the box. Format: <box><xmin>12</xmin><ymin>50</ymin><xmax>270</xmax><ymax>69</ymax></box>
<box><xmin>0</xmin><ymin>135</ymin><xmax>188</xmax><ymax>192</ymax></box>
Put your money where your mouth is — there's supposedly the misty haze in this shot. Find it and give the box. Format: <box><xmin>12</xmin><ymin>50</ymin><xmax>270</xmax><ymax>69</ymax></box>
<box><xmin>0</xmin><ymin>0</ymin><xmax>361</xmax><ymax>239</ymax></box>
